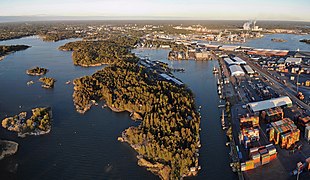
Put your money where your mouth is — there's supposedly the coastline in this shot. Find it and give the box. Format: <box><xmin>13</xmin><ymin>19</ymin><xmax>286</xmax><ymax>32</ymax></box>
<box><xmin>0</xmin><ymin>140</ymin><xmax>19</xmax><ymax>160</ymax></box>
<box><xmin>0</xmin><ymin>55</ymin><xmax>6</xmax><ymax>61</ymax></box>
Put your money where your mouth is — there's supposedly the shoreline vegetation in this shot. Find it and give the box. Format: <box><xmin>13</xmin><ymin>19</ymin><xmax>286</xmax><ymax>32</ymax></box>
<box><xmin>26</xmin><ymin>67</ymin><xmax>48</xmax><ymax>76</ymax></box>
<box><xmin>72</xmin><ymin>58</ymin><xmax>201</xmax><ymax>179</ymax></box>
<box><xmin>0</xmin><ymin>45</ymin><xmax>30</xmax><ymax>61</ymax></box>
<box><xmin>0</xmin><ymin>140</ymin><xmax>19</xmax><ymax>160</ymax></box>
<box><xmin>1</xmin><ymin>107</ymin><xmax>52</xmax><ymax>138</ymax></box>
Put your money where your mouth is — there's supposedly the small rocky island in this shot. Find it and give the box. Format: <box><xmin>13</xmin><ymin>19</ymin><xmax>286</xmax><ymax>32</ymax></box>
<box><xmin>271</xmin><ymin>38</ymin><xmax>287</xmax><ymax>42</ymax></box>
<box><xmin>39</xmin><ymin>77</ymin><xmax>56</xmax><ymax>88</ymax></box>
<box><xmin>26</xmin><ymin>67</ymin><xmax>48</xmax><ymax>76</ymax></box>
<box><xmin>300</xmin><ymin>39</ymin><xmax>310</xmax><ymax>44</ymax></box>
<box><xmin>0</xmin><ymin>45</ymin><xmax>30</xmax><ymax>61</ymax></box>
<box><xmin>0</xmin><ymin>140</ymin><xmax>18</xmax><ymax>160</ymax></box>
<box><xmin>1</xmin><ymin>107</ymin><xmax>52</xmax><ymax>138</ymax></box>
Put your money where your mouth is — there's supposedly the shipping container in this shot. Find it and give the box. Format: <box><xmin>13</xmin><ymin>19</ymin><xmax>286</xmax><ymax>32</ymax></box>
<box><xmin>305</xmin><ymin>126</ymin><xmax>310</xmax><ymax>141</ymax></box>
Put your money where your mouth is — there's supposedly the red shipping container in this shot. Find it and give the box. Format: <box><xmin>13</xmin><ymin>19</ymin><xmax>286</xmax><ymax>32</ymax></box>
<box><xmin>270</xmin><ymin>153</ymin><xmax>277</xmax><ymax>161</ymax></box>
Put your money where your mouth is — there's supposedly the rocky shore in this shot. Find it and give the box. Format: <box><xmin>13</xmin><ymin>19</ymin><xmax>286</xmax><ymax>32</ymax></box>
<box><xmin>1</xmin><ymin>107</ymin><xmax>52</xmax><ymax>138</ymax></box>
<box><xmin>0</xmin><ymin>140</ymin><xmax>18</xmax><ymax>160</ymax></box>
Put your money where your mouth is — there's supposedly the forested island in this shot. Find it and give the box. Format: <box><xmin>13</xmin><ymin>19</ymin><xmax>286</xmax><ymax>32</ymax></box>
<box><xmin>1</xmin><ymin>107</ymin><xmax>52</xmax><ymax>138</ymax></box>
<box><xmin>58</xmin><ymin>36</ymin><xmax>138</xmax><ymax>66</ymax></box>
<box><xmin>39</xmin><ymin>77</ymin><xmax>56</xmax><ymax>88</ymax></box>
<box><xmin>73</xmin><ymin>58</ymin><xmax>201</xmax><ymax>179</ymax></box>
<box><xmin>300</xmin><ymin>39</ymin><xmax>310</xmax><ymax>44</ymax></box>
<box><xmin>26</xmin><ymin>67</ymin><xmax>48</xmax><ymax>76</ymax></box>
<box><xmin>0</xmin><ymin>140</ymin><xmax>18</xmax><ymax>160</ymax></box>
<box><xmin>0</xmin><ymin>45</ymin><xmax>30</xmax><ymax>60</ymax></box>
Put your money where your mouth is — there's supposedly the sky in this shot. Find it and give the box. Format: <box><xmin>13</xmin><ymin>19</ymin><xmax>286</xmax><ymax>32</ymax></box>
<box><xmin>0</xmin><ymin>0</ymin><xmax>309</xmax><ymax>21</ymax></box>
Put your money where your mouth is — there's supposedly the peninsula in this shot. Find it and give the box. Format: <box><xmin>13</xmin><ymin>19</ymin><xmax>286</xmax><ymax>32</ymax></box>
<box><xmin>0</xmin><ymin>45</ymin><xmax>30</xmax><ymax>60</ymax></box>
<box><xmin>73</xmin><ymin>59</ymin><xmax>201</xmax><ymax>179</ymax></box>
<box><xmin>300</xmin><ymin>39</ymin><xmax>310</xmax><ymax>44</ymax></box>
<box><xmin>26</xmin><ymin>67</ymin><xmax>48</xmax><ymax>76</ymax></box>
<box><xmin>0</xmin><ymin>140</ymin><xmax>18</xmax><ymax>160</ymax></box>
<box><xmin>1</xmin><ymin>107</ymin><xmax>52</xmax><ymax>138</ymax></box>
<box><xmin>58</xmin><ymin>36</ymin><xmax>138</xmax><ymax>66</ymax></box>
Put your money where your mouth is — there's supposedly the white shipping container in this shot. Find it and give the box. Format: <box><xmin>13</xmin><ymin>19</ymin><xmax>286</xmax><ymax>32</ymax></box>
<box><xmin>305</xmin><ymin>126</ymin><xmax>310</xmax><ymax>141</ymax></box>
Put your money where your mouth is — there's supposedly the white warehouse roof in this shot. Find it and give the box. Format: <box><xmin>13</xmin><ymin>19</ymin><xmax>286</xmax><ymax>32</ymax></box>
<box><xmin>247</xmin><ymin>96</ymin><xmax>292</xmax><ymax>112</ymax></box>
<box><xmin>224</xmin><ymin>58</ymin><xmax>236</xmax><ymax>65</ymax></box>
<box><xmin>229</xmin><ymin>65</ymin><xmax>245</xmax><ymax>76</ymax></box>
<box><xmin>243</xmin><ymin>65</ymin><xmax>255</xmax><ymax>74</ymax></box>
<box><xmin>233</xmin><ymin>57</ymin><xmax>247</xmax><ymax>65</ymax></box>
<box><xmin>285</xmin><ymin>57</ymin><xmax>302</xmax><ymax>64</ymax></box>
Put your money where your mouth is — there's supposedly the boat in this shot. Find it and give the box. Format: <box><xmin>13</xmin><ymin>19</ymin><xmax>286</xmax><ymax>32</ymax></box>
<box><xmin>218</xmin><ymin>104</ymin><xmax>225</xmax><ymax>108</ymax></box>
<box><xmin>213</xmin><ymin>66</ymin><xmax>219</xmax><ymax>74</ymax></box>
<box><xmin>65</xmin><ymin>80</ymin><xmax>71</xmax><ymax>84</ymax></box>
<box><xmin>221</xmin><ymin>110</ymin><xmax>225</xmax><ymax>128</ymax></box>
<box><xmin>27</xmin><ymin>80</ymin><xmax>34</xmax><ymax>85</ymax></box>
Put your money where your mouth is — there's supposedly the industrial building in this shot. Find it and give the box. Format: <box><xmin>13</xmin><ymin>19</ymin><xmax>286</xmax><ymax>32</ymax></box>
<box><xmin>224</xmin><ymin>58</ymin><xmax>236</xmax><ymax>66</ymax></box>
<box><xmin>285</xmin><ymin>57</ymin><xmax>302</xmax><ymax>65</ymax></box>
<box><xmin>247</xmin><ymin>96</ymin><xmax>292</xmax><ymax>112</ymax></box>
<box><xmin>243</xmin><ymin>65</ymin><xmax>255</xmax><ymax>75</ymax></box>
<box><xmin>233</xmin><ymin>57</ymin><xmax>247</xmax><ymax>65</ymax></box>
<box><xmin>229</xmin><ymin>65</ymin><xmax>245</xmax><ymax>76</ymax></box>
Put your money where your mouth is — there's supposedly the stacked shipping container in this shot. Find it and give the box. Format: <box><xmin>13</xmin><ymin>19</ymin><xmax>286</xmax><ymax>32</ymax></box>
<box><xmin>241</xmin><ymin>144</ymin><xmax>277</xmax><ymax>171</ymax></box>
<box><xmin>269</xmin><ymin>118</ymin><xmax>300</xmax><ymax>149</ymax></box>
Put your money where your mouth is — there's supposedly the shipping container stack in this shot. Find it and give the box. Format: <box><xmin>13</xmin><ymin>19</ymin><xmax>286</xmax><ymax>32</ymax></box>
<box><xmin>305</xmin><ymin>125</ymin><xmax>310</xmax><ymax>142</ymax></box>
<box><xmin>241</xmin><ymin>144</ymin><xmax>277</xmax><ymax>171</ymax></box>
<box><xmin>269</xmin><ymin>118</ymin><xmax>300</xmax><ymax>149</ymax></box>
<box><xmin>298</xmin><ymin>116</ymin><xmax>310</xmax><ymax>133</ymax></box>
<box><xmin>239</xmin><ymin>128</ymin><xmax>260</xmax><ymax>149</ymax></box>
<box><xmin>239</xmin><ymin>116</ymin><xmax>260</xmax><ymax>149</ymax></box>
<box><xmin>263</xmin><ymin>107</ymin><xmax>284</xmax><ymax>123</ymax></box>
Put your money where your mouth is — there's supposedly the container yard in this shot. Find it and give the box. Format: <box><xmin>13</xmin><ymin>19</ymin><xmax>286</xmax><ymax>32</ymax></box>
<box><xmin>212</xmin><ymin>47</ymin><xmax>310</xmax><ymax>179</ymax></box>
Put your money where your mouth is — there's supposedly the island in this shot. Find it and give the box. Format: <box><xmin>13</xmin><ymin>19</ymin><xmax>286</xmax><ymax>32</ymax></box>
<box><xmin>58</xmin><ymin>36</ymin><xmax>138</xmax><ymax>67</ymax></box>
<box><xmin>300</xmin><ymin>39</ymin><xmax>310</xmax><ymax>44</ymax></box>
<box><xmin>39</xmin><ymin>77</ymin><xmax>56</xmax><ymax>88</ymax></box>
<box><xmin>0</xmin><ymin>45</ymin><xmax>30</xmax><ymax>61</ymax></box>
<box><xmin>271</xmin><ymin>38</ymin><xmax>287</xmax><ymax>42</ymax></box>
<box><xmin>73</xmin><ymin>58</ymin><xmax>201</xmax><ymax>179</ymax></box>
<box><xmin>26</xmin><ymin>67</ymin><xmax>48</xmax><ymax>76</ymax></box>
<box><xmin>0</xmin><ymin>140</ymin><xmax>18</xmax><ymax>160</ymax></box>
<box><xmin>1</xmin><ymin>107</ymin><xmax>52</xmax><ymax>138</ymax></box>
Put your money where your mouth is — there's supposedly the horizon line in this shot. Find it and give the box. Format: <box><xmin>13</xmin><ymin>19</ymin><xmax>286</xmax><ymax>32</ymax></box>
<box><xmin>0</xmin><ymin>16</ymin><xmax>309</xmax><ymax>23</ymax></box>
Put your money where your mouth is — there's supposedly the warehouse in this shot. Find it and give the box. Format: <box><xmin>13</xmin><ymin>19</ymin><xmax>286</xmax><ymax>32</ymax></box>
<box><xmin>229</xmin><ymin>65</ymin><xmax>245</xmax><ymax>76</ymax></box>
<box><xmin>233</xmin><ymin>57</ymin><xmax>247</xmax><ymax>65</ymax></box>
<box><xmin>243</xmin><ymin>65</ymin><xmax>255</xmax><ymax>75</ymax></box>
<box><xmin>285</xmin><ymin>57</ymin><xmax>302</xmax><ymax>65</ymax></box>
<box><xmin>224</xmin><ymin>58</ymin><xmax>236</xmax><ymax>66</ymax></box>
<box><xmin>247</xmin><ymin>96</ymin><xmax>292</xmax><ymax>112</ymax></box>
